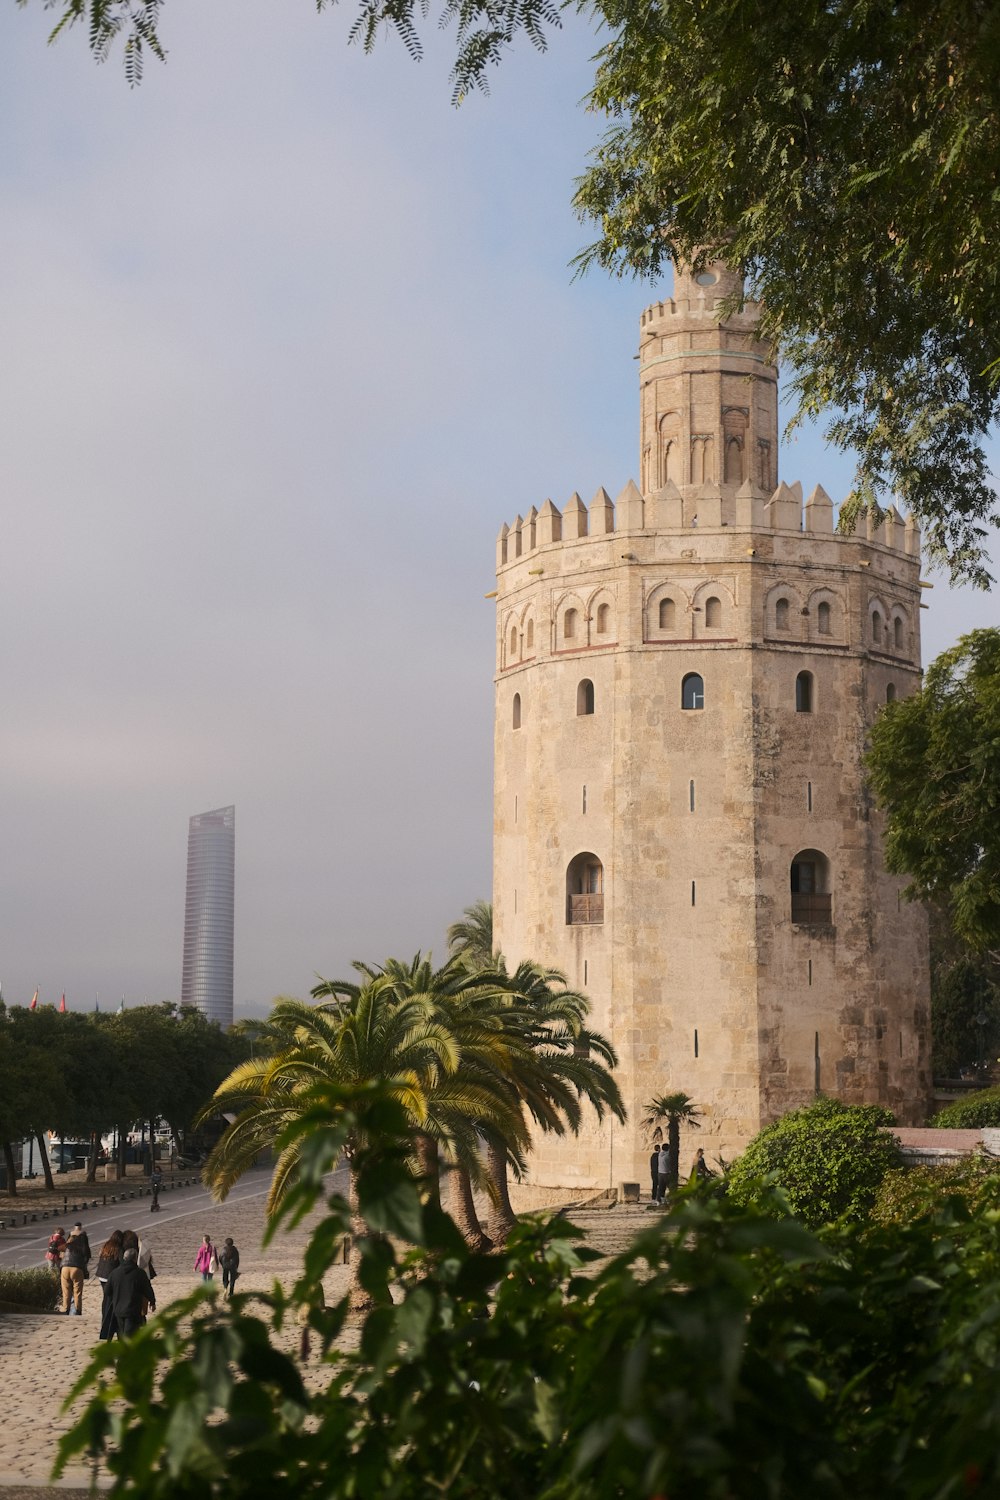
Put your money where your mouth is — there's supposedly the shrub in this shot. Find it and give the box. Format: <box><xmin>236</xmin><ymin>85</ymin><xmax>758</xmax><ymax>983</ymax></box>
<box><xmin>0</xmin><ymin>1268</ymin><xmax>59</xmax><ymax>1310</ymax></box>
<box><xmin>931</xmin><ymin>1085</ymin><xmax>1000</xmax><ymax>1128</ymax></box>
<box><xmin>726</xmin><ymin>1096</ymin><xmax>900</xmax><ymax>1227</ymax></box>
<box><xmin>871</xmin><ymin>1155</ymin><xmax>1000</xmax><ymax>1226</ymax></box>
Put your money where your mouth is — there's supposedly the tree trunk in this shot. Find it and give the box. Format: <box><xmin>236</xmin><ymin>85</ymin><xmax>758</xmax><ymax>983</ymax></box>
<box><xmin>85</xmin><ymin>1133</ymin><xmax>99</xmax><ymax>1185</ymax></box>
<box><xmin>667</xmin><ymin>1119</ymin><xmax>680</xmax><ymax>1191</ymax></box>
<box><xmin>118</xmin><ymin>1129</ymin><xmax>127</xmax><ymax>1178</ymax></box>
<box><xmin>413</xmin><ymin>1133</ymin><xmax>441</xmax><ymax>1211</ymax></box>
<box><xmin>347</xmin><ymin>1168</ymin><xmax>376</xmax><ymax>1316</ymax></box>
<box><xmin>450</xmin><ymin>1164</ymin><xmax>493</xmax><ymax>1252</ymax></box>
<box><xmin>484</xmin><ymin>1138</ymin><xmax>518</xmax><ymax>1246</ymax></box>
<box><xmin>36</xmin><ymin>1133</ymin><xmax>55</xmax><ymax>1191</ymax></box>
<box><xmin>2</xmin><ymin>1141</ymin><xmax>17</xmax><ymax>1196</ymax></box>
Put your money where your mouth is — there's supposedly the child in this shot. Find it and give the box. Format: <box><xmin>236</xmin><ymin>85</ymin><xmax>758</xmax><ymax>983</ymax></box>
<box><xmin>45</xmin><ymin>1227</ymin><xmax>67</xmax><ymax>1270</ymax></box>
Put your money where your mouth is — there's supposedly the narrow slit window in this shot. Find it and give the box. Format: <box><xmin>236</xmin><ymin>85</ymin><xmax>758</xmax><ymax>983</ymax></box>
<box><xmin>691</xmin><ymin>880</ymin><xmax>696</xmax><ymax>907</ymax></box>
<box><xmin>689</xmin><ymin>779</ymin><xmax>695</xmax><ymax>812</ymax></box>
<box><xmin>514</xmin><ymin>794</ymin><xmax>518</xmax><ymax>824</ymax></box>
<box><xmin>512</xmin><ymin>692</ymin><xmax>521</xmax><ymax>730</ymax></box>
<box><xmin>582</xmin><ymin>785</ymin><xmax>587</xmax><ymax>814</ymax></box>
<box><xmin>807</xmin><ymin>781</ymin><xmax>813</xmax><ymax>813</ymax></box>
<box><xmin>584</xmin><ymin>960</ymin><xmax>588</xmax><ymax>985</ymax></box>
<box><xmin>808</xmin><ymin>959</ymin><xmax>812</xmax><ymax>986</ymax></box>
<box><xmin>694</xmin><ymin>1029</ymin><xmax>699</xmax><ymax>1058</ymax></box>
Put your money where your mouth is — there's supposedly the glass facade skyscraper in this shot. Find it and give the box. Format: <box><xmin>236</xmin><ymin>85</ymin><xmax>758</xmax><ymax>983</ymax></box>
<box><xmin>181</xmin><ymin>805</ymin><xmax>235</xmax><ymax>1028</ymax></box>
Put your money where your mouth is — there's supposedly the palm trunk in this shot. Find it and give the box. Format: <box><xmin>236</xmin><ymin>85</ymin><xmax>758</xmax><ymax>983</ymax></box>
<box><xmin>450</xmin><ymin>1164</ymin><xmax>493</xmax><ymax>1252</ymax></box>
<box><xmin>413</xmin><ymin>1133</ymin><xmax>441</xmax><ymax>1211</ymax></box>
<box><xmin>347</xmin><ymin>1167</ymin><xmax>376</xmax><ymax>1316</ymax></box>
<box><xmin>485</xmin><ymin>1138</ymin><xmax>518</xmax><ymax>1246</ymax></box>
<box><xmin>667</xmin><ymin>1119</ymin><xmax>680</xmax><ymax>1191</ymax></box>
<box><xmin>36</xmin><ymin>1133</ymin><xmax>55</xmax><ymax>1190</ymax></box>
<box><xmin>2</xmin><ymin>1142</ymin><xmax>17</xmax><ymax>1195</ymax></box>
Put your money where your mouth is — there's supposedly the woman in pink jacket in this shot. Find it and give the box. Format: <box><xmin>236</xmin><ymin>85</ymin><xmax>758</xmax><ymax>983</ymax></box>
<box><xmin>194</xmin><ymin>1234</ymin><xmax>217</xmax><ymax>1282</ymax></box>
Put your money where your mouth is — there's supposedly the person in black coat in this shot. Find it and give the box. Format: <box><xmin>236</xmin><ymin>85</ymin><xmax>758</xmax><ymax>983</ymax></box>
<box><xmin>96</xmin><ymin>1229</ymin><xmax>125</xmax><ymax>1341</ymax></box>
<box><xmin>107</xmin><ymin>1248</ymin><xmax>156</xmax><ymax>1337</ymax></box>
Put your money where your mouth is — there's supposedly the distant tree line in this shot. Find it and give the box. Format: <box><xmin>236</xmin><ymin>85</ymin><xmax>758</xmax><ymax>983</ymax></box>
<box><xmin>0</xmin><ymin>1001</ymin><xmax>248</xmax><ymax>1194</ymax></box>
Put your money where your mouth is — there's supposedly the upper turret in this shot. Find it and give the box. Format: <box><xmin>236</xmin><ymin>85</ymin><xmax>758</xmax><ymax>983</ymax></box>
<box><xmin>639</xmin><ymin>257</ymin><xmax>778</xmax><ymax>498</ymax></box>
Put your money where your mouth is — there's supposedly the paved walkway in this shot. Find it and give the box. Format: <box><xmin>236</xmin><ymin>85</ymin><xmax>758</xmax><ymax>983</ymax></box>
<box><xmin>0</xmin><ymin>1164</ymin><xmax>354</xmax><ymax>1490</ymax></box>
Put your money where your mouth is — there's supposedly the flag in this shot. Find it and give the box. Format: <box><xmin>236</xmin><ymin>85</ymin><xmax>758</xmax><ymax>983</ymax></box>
<box><xmin>59</xmin><ymin>993</ymin><xmax>66</xmax><ymax>1014</ymax></box>
<box><xmin>29</xmin><ymin>989</ymin><xmax>38</xmax><ymax>1011</ymax></box>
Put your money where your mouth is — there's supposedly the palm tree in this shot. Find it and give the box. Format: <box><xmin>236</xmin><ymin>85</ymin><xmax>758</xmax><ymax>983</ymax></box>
<box><xmin>642</xmin><ymin>1093</ymin><xmax>702</xmax><ymax>1192</ymax></box>
<box><xmin>474</xmin><ymin>960</ymin><xmax>626</xmax><ymax>1245</ymax></box>
<box><xmin>201</xmin><ymin>973</ymin><xmax>524</xmax><ymax>1309</ymax></box>
<box><xmin>446</xmin><ymin>900</ymin><xmax>499</xmax><ymax>970</ymax></box>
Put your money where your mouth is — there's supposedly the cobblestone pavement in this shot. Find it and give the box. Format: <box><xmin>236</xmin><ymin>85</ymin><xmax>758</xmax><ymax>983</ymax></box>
<box><xmin>0</xmin><ymin>1171</ymin><xmax>661</xmax><ymax>1492</ymax></box>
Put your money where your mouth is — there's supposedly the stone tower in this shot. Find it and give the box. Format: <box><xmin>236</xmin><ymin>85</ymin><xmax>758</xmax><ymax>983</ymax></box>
<box><xmin>492</xmin><ymin>260</ymin><xmax>931</xmax><ymax>1197</ymax></box>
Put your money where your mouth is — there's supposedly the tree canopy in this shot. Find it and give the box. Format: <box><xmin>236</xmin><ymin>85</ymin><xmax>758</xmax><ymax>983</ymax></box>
<box><xmin>867</xmin><ymin>628</ymin><xmax>1000</xmax><ymax>962</ymax></box>
<box><xmin>22</xmin><ymin>0</ymin><xmax>1000</xmax><ymax>584</ymax></box>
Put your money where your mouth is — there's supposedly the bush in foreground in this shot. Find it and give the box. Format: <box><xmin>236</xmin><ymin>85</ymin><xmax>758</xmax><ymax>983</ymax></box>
<box><xmin>53</xmin><ymin>1086</ymin><xmax>1000</xmax><ymax>1499</ymax></box>
<box><xmin>0</xmin><ymin>1268</ymin><xmax>58</xmax><ymax>1310</ymax></box>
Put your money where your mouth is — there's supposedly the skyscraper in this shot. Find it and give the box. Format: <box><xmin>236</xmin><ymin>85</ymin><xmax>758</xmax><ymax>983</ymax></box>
<box><xmin>181</xmin><ymin>804</ymin><xmax>235</xmax><ymax>1028</ymax></box>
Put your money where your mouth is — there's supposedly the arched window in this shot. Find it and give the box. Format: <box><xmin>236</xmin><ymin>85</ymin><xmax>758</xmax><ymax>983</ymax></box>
<box><xmin>577</xmin><ymin>679</ymin><xmax>595</xmax><ymax>716</ymax></box>
<box><xmin>817</xmin><ymin>600</ymin><xmax>831</xmax><ymax>636</ymax></box>
<box><xmin>795</xmin><ymin>671</ymin><xmax>813</xmax><ymax>713</ymax></box>
<box><xmin>790</xmin><ymin>849</ymin><xmax>832</xmax><ymax>924</ymax></box>
<box><xmin>893</xmin><ymin>616</ymin><xmax>904</xmax><ymax>650</ymax></box>
<box><xmin>566</xmin><ymin>852</ymin><xmax>604</xmax><ymax>925</ymax></box>
<box><xmin>512</xmin><ymin>693</ymin><xmax>521</xmax><ymax>729</ymax></box>
<box><xmin>681</xmin><ymin>673</ymin><xmax>705</xmax><ymax>711</ymax></box>
<box><xmin>525</xmin><ymin>619</ymin><xmax>534</xmax><ymax>651</ymax></box>
<box><xmin>596</xmin><ymin>603</ymin><xmax>611</xmax><ymax>635</ymax></box>
<box><xmin>886</xmin><ymin>682</ymin><xmax>896</xmax><ymax>704</ymax></box>
<box><xmin>871</xmin><ymin>610</ymin><xmax>882</xmax><ymax>644</ymax></box>
<box><xmin>563</xmin><ymin>608</ymin><xmax>578</xmax><ymax>641</ymax></box>
<box><xmin>775</xmin><ymin>597</ymin><xmax>790</xmax><ymax>630</ymax></box>
<box><xmin>705</xmin><ymin>596</ymin><xmax>721</xmax><ymax>628</ymax></box>
<box><xmin>509</xmin><ymin>625</ymin><xmax>518</xmax><ymax>657</ymax></box>
<box><xmin>659</xmin><ymin>597</ymin><xmax>676</xmax><ymax>630</ymax></box>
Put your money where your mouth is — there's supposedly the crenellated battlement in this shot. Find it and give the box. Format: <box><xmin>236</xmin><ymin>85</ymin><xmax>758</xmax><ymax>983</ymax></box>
<box><xmin>496</xmin><ymin>479</ymin><xmax>920</xmax><ymax>570</ymax></box>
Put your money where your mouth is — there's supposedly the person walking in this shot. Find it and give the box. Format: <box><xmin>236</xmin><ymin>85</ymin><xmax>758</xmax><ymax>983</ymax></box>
<box><xmin>194</xmin><ymin>1234</ymin><xmax>218</xmax><ymax>1282</ymax></box>
<box><xmin>45</xmin><ymin>1227</ymin><xmax>67</xmax><ymax>1271</ymax></box>
<box><xmin>71</xmin><ymin>1221</ymin><xmax>93</xmax><ymax>1266</ymax></box>
<box><xmin>96</xmin><ymin>1230</ymin><xmax>125</xmax><ymax>1340</ymax></box>
<box><xmin>149</xmin><ymin>1168</ymin><xmax>162</xmax><ymax>1212</ymax></box>
<box><xmin>690</xmin><ymin>1147</ymin><xmax>711</xmax><ymax>1183</ymax></box>
<box><xmin>60</xmin><ymin>1227</ymin><xmax>88</xmax><ymax>1315</ymax></box>
<box><xmin>107</xmin><ymin>1247</ymin><xmax>155</xmax><ymax>1337</ymax></box>
<box><xmin>654</xmin><ymin>1142</ymin><xmax>670</xmax><ymax>1205</ymax></box>
<box><xmin>218</xmin><ymin>1238</ymin><xmax>240</xmax><ymax>1298</ymax></box>
<box><xmin>648</xmin><ymin>1144</ymin><xmax>661</xmax><ymax>1203</ymax></box>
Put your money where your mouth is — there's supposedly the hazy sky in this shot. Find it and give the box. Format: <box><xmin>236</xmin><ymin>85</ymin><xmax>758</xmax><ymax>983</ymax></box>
<box><xmin>1</xmin><ymin>1</ymin><xmax>996</xmax><ymax>1018</ymax></box>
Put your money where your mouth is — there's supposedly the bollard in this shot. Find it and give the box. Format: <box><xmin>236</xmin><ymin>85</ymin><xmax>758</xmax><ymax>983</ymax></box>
<box><xmin>102</xmin><ymin>1194</ymin><xmax>107</xmax><ymax>1206</ymax></box>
